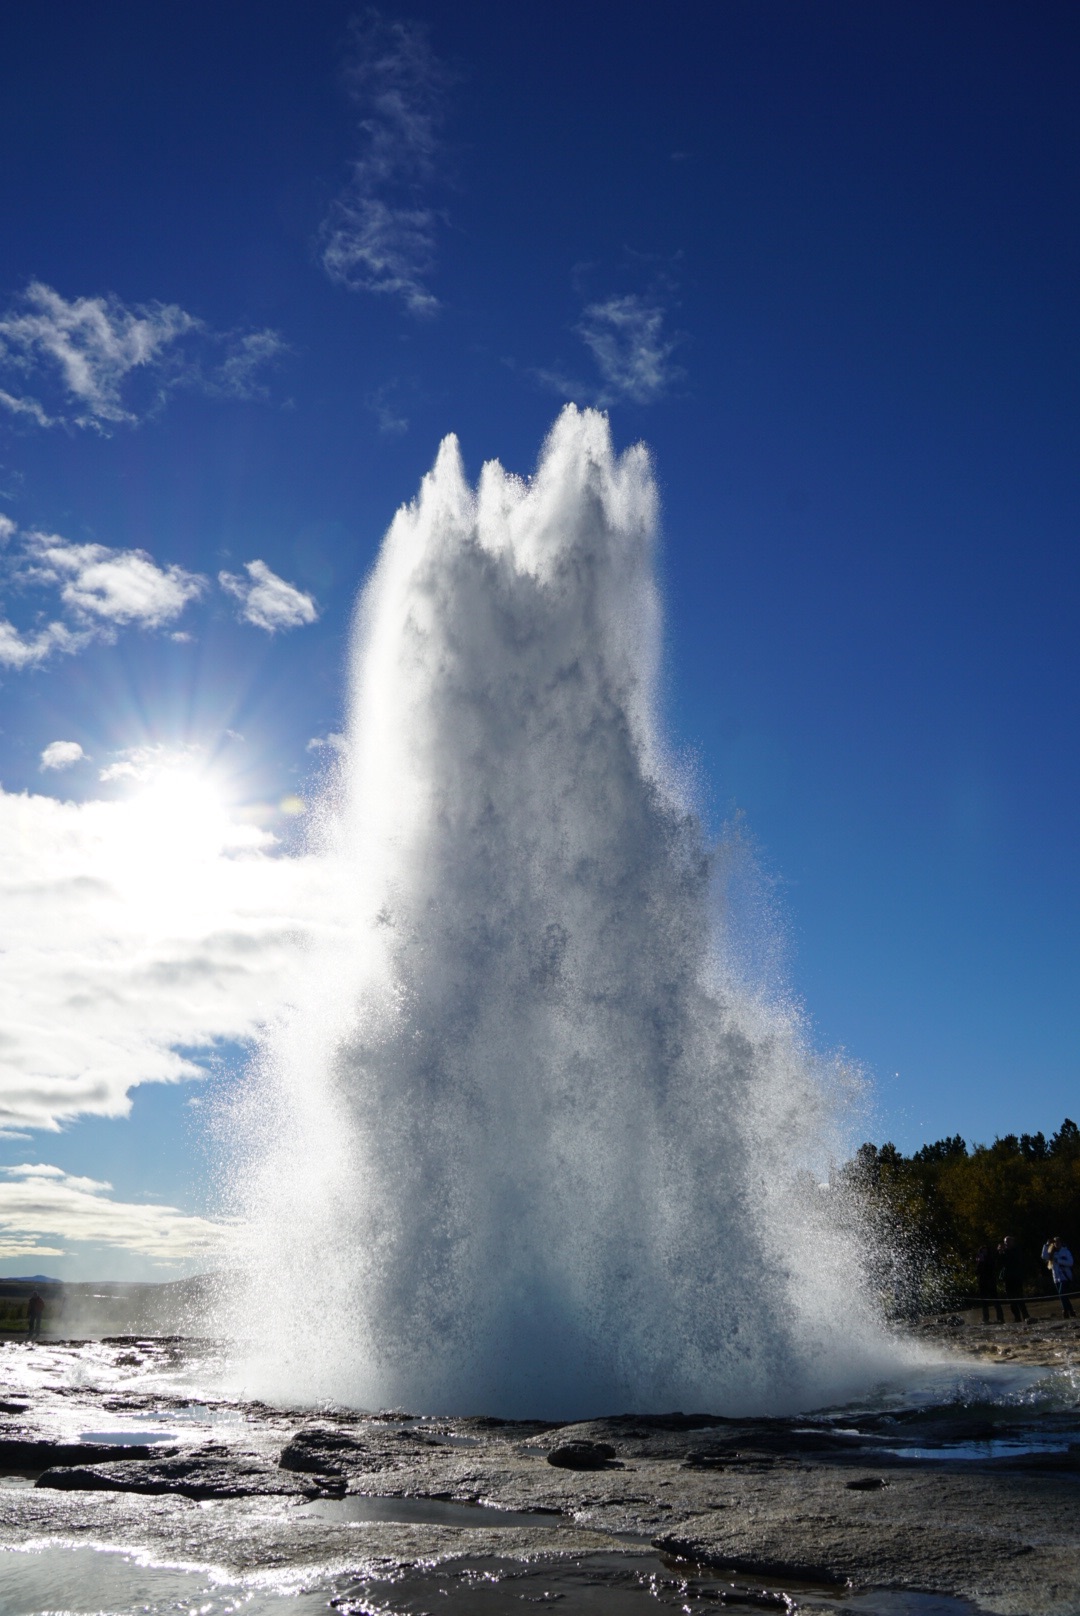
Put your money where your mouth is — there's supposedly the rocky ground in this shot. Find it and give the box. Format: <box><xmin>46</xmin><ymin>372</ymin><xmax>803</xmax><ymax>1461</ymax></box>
<box><xmin>0</xmin><ymin>1321</ymin><xmax>1077</xmax><ymax>1614</ymax></box>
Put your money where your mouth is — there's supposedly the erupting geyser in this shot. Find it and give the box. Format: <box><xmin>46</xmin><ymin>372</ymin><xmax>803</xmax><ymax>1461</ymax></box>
<box><xmin>232</xmin><ymin>407</ymin><xmax>906</xmax><ymax>1417</ymax></box>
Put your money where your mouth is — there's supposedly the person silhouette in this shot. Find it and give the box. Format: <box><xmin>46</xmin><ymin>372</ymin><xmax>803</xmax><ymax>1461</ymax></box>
<box><xmin>998</xmin><ymin>1237</ymin><xmax>1029</xmax><ymax>1322</ymax></box>
<box><xmin>1041</xmin><ymin>1237</ymin><xmax>1075</xmax><ymax>1318</ymax></box>
<box><xmin>26</xmin><ymin>1291</ymin><xmax>45</xmax><ymax>1337</ymax></box>
<box><xmin>975</xmin><ymin>1245</ymin><xmax>1004</xmax><ymax>1323</ymax></box>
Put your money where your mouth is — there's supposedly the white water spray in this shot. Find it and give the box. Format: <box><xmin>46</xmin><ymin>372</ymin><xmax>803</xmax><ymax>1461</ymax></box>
<box><xmin>233</xmin><ymin>407</ymin><xmax>909</xmax><ymax>1417</ymax></box>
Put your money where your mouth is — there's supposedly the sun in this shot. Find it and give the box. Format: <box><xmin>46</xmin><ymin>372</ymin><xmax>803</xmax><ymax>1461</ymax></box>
<box><xmin>105</xmin><ymin>753</ymin><xmax>272</xmax><ymax>922</ymax></box>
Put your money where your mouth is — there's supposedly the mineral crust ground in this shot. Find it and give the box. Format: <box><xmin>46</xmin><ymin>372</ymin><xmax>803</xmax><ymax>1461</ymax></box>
<box><xmin>0</xmin><ymin>1324</ymin><xmax>1077</xmax><ymax>1615</ymax></box>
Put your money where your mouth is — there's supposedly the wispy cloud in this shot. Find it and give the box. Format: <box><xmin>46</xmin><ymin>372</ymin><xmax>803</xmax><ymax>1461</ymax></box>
<box><xmin>538</xmin><ymin>292</ymin><xmax>684</xmax><ymax>408</ymax></box>
<box><xmin>0</xmin><ymin>281</ymin><xmax>287</xmax><ymax>432</ymax></box>
<box><xmin>218</xmin><ymin>559</ymin><xmax>319</xmax><ymax>633</ymax></box>
<box><xmin>367</xmin><ymin>384</ymin><xmax>409</xmax><ymax>435</ymax></box>
<box><xmin>577</xmin><ymin>295</ymin><xmax>682</xmax><ymax>404</ymax></box>
<box><xmin>0</xmin><ymin>388</ymin><xmax>54</xmax><ymax>428</ymax></box>
<box><xmin>320</xmin><ymin>13</ymin><xmax>450</xmax><ymax>314</ymax></box>
<box><xmin>0</xmin><ymin>1163</ymin><xmax>226</xmax><ymax>1263</ymax></box>
<box><xmin>0</xmin><ymin>519</ymin><xmax>206</xmax><ymax>668</ymax></box>
<box><xmin>97</xmin><ymin>741</ymin><xmax>196</xmax><ymax>785</ymax></box>
<box><xmin>40</xmin><ymin>740</ymin><xmax>86</xmax><ymax>772</ymax></box>
<box><xmin>212</xmin><ymin>328</ymin><xmax>291</xmax><ymax>401</ymax></box>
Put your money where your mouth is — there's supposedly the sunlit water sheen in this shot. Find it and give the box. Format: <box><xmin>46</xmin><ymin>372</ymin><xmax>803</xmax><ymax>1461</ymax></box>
<box><xmin>0</xmin><ymin>1544</ymin><xmax>983</xmax><ymax>1616</ymax></box>
<box><xmin>232</xmin><ymin>407</ymin><xmax>918</xmax><ymax>1417</ymax></box>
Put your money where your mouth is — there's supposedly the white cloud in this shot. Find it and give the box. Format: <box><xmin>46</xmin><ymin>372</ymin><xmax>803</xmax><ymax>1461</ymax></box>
<box><xmin>0</xmin><ymin>281</ymin><xmax>286</xmax><ymax>431</ymax></box>
<box><xmin>323</xmin><ymin>199</ymin><xmax>439</xmax><ymax>316</ymax></box>
<box><xmin>0</xmin><ymin>1164</ymin><xmax>226</xmax><ymax>1263</ymax></box>
<box><xmin>0</xmin><ymin>1237</ymin><xmax>66</xmax><ymax>1260</ymax></box>
<box><xmin>97</xmin><ymin>742</ymin><xmax>184</xmax><ymax>784</ymax></box>
<box><xmin>213</xmin><ymin>328</ymin><xmax>291</xmax><ymax>400</ymax></box>
<box><xmin>40</xmin><ymin>740</ymin><xmax>86</xmax><ymax>772</ymax></box>
<box><xmin>0</xmin><ymin>617</ymin><xmax>86</xmax><ymax>671</ymax></box>
<box><xmin>576</xmin><ymin>295</ymin><xmax>682</xmax><ymax>405</ymax></box>
<box><xmin>0</xmin><ymin>770</ymin><xmax>346</xmax><ymax>1133</ymax></box>
<box><xmin>320</xmin><ymin>14</ymin><xmax>449</xmax><ymax>314</ymax></box>
<box><xmin>218</xmin><ymin>559</ymin><xmax>318</xmax><ymax>633</ymax></box>
<box><xmin>27</xmin><ymin>531</ymin><xmax>205</xmax><ymax>627</ymax></box>
<box><xmin>0</xmin><ymin>520</ymin><xmax>206</xmax><ymax>668</ymax></box>
<box><xmin>0</xmin><ymin>281</ymin><xmax>195</xmax><ymax>428</ymax></box>
<box><xmin>0</xmin><ymin>388</ymin><xmax>53</xmax><ymax>427</ymax></box>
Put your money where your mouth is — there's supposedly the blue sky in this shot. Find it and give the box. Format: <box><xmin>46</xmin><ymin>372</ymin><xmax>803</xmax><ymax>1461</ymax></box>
<box><xmin>0</xmin><ymin>1</ymin><xmax>1077</xmax><ymax>1278</ymax></box>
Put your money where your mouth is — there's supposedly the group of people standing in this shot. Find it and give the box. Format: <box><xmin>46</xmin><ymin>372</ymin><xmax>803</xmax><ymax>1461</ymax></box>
<box><xmin>974</xmin><ymin>1235</ymin><xmax>1075</xmax><ymax>1322</ymax></box>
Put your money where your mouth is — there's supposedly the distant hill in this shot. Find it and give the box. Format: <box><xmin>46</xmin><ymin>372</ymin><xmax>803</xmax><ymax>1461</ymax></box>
<box><xmin>0</xmin><ymin>1274</ymin><xmax>60</xmax><ymax>1283</ymax></box>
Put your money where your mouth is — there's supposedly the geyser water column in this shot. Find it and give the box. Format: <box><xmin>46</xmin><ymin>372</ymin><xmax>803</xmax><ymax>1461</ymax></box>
<box><xmin>234</xmin><ymin>406</ymin><xmax>904</xmax><ymax>1417</ymax></box>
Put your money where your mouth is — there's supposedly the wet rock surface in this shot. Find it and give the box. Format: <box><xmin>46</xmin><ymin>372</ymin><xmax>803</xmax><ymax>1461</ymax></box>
<box><xmin>0</xmin><ymin>1327</ymin><xmax>1077</xmax><ymax>1613</ymax></box>
<box><xmin>1</xmin><ymin>1437</ymin><xmax>179</xmax><ymax>1472</ymax></box>
<box><xmin>37</xmin><ymin>1441</ymin><xmax>339</xmax><ymax>1498</ymax></box>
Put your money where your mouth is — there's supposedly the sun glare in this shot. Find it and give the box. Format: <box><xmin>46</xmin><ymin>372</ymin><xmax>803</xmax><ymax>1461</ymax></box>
<box><xmin>106</xmin><ymin>756</ymin><xmax>273</xmax><ymax>920</ymax></box>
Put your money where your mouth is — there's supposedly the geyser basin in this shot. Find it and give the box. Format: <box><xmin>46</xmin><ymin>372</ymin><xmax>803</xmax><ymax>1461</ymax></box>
<box><xmin>231</xmin><ymin>407</ymin><xmax>914</xmax><ymax>1418</ymax></box>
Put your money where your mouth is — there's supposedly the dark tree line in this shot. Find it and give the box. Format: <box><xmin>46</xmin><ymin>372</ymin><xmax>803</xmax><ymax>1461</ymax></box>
<box><xmin>849</xmin><ymin>1119</ymin><xmax>1080</xmax><ymax>1308</ymax></box>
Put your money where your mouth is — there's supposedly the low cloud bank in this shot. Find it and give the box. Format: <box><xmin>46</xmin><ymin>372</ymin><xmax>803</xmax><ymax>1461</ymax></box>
<box><xmin>0</xmin><ymin>776</ymin><xmax>346</xmax><ymax>1134</ymax></box>
<box><xmin>0</xmin><ymin>1163</ymin><xmax>226</xmax><ymax>1264</ymax></box>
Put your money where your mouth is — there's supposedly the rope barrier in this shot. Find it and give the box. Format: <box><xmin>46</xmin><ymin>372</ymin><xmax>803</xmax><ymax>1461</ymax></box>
<box><xmin>960</xmin><ymin>1286</ymin><xmax>1079</xmax><ymax>1306</ymax></box>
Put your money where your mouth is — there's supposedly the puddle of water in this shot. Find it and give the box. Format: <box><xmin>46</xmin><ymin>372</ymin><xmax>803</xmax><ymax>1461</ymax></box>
<box><xmin>352</xmin><ymin>1419</ymin><xmax>481</xmax><ymax>1450</ymax></box>
<box><xmin>157</xmin><ymin>1401</ymin><xmax>245</xmax><ymax>1426</ymax></box>
<box><xmin>0</xmin><ymin>1544</ymin><xmax>983</xmax><ymax>1615</ymax></box>
<box><xmin>877</xmin><ymin>1439</ymin><xmax>1073</xmax><ymax>1462</ymax></box>
<box><xmin>334</xmin><ymin>1552</ymin><xmax>981</xmax><ymax>1613</ymax></box>
<box><xmin>0</xmin><ymin>1545</ymin><xmax>329</xmax><ymax>1615</ymax></box>
<box><xmin>78</xmin><ymin>1429</ymin><xmax>178</xmax><ymax>1445</ymax></box>
<box><xmin>298</xmin><ymin>1494</ymin><xmax>562</xmax><ymax>1529</ymax></box>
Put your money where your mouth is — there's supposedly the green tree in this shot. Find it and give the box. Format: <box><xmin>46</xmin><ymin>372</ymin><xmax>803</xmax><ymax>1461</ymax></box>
<box><xmin>849</xmin><ymin>1119</ymin><xmax>1080</xmax><ymax>1309</ymax></box>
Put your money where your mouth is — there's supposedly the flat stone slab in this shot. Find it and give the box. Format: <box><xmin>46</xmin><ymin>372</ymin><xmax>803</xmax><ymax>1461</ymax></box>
<box><xmin>37</xmin><ymin>1443</ymin><xmax>338</xmax><ymax>1499</ymax></box>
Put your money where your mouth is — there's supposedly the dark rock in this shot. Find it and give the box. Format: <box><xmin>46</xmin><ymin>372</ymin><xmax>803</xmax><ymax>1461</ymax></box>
<box><xmin>616</xmin><ymin>1412</ymin><xmax>731</xmax><ymax>1431</ymax></box>
<box><xmin>681</xmin><ymin>1450</ymin><xmax>727</xmax><ymax>1470</ymax></box>
<box><xmin>278</xmin><ymin>1422</ymin><xmax>444</xmax><ymax>1478</ymax></box>
<box><xmin>279</xmin><ymin>1426</ymin><xmax>392</xmax><ymax>1474</ymax></box>
<box><xmin>36</xmin><ymin>1443</ymin><xmax>340</xmax><ymax>1500</ymax></box>
<box><xmin>684</xmin><ymin>1448</ymin><xmax>779</xmax><ymax>1469</ymax></box>
<box><xmin>0</xmin><ymin>1439</ymin><xmax>175</xmax><ymax>1474</ymax></box>
<box><xmin>546</xmin><ymin>1440</ymin><xmax>618</xmax><ymax>1470</ymax></box>
<box><xmin>846</xmin><ymin>1476</ymin><xmax>889</xmax><ymax>1490</ymax></box>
